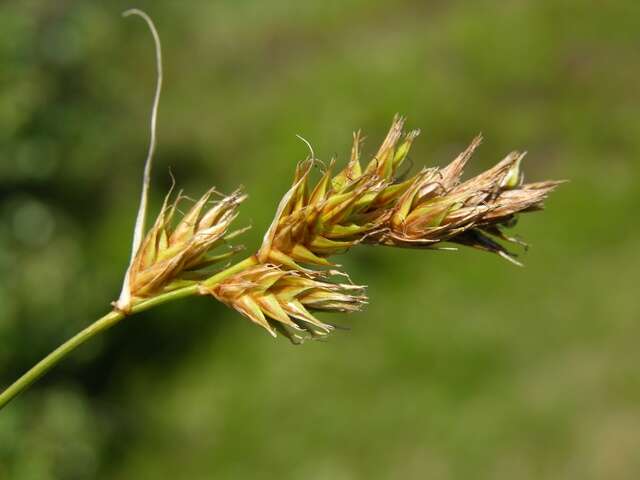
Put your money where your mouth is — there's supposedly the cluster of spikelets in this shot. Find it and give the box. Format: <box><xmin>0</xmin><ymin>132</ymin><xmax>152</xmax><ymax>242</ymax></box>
<box><xmin>200</xmin><ymin>265</ymin><xmax>366</xmax><ymax>344</ymax></box>
<box><xmin>120</xmin><ymin>188</ymin><xmax>247</xmax><ymax>303</ymax></box>
<box><xmin>117</xmin><ymin>116</ymin><xmax>561</xmax><ymax>341</ymax></box>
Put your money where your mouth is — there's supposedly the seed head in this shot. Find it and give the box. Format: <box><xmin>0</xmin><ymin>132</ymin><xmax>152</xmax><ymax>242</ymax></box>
<box><xmin>258</xmin><ymin>115</ymin><xmax>419</xmax><ymax>269</ymax></box>
<box><xmin>373</xmin><ymin>137</ymin><xmax>563</xmax><ymax>263</ymax></box>
<box><xmin>201</xmin><ymin>264</ymin><xmax>367</xmax><ymax>343</ymax></box>
<box><xmin>259</xmin><ymin>115</ymin><xmax>562</xmax><ymax>267</ymax></box>
<box><xmin>119</xmin><ymin>188</ymin><xmax>247</xmax><ymax>305</ymax></box>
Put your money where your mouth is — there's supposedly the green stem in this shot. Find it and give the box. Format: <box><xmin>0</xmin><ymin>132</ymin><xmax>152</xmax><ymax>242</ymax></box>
<box><xmin>0</xmin><ymin>255</ymin><xmax>257</xmax><ymax>411</ymax></box>
<box><xmin>0</xmin><ymin>310</ymin><xmax>124</xmax><ymax>410</ymax></box>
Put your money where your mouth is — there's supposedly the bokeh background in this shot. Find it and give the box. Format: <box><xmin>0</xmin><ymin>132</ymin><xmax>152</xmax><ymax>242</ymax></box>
<box><xmin>1</xmin><ymin>1</ymin><xmax>639</xmax><ymax>478</ymax></box>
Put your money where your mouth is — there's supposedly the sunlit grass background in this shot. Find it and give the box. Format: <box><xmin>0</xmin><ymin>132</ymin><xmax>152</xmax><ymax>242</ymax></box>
<box><xmin>1</xmin><ymin>1</ymin><xmax>639</xmax><ymax>478</ymax></box>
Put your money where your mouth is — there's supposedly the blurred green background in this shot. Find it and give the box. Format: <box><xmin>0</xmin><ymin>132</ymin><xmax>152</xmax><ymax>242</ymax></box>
<box><xmin>1</xmin><ymin>0</ymin><xmax>639</xmax><ymax>478</ymax></box>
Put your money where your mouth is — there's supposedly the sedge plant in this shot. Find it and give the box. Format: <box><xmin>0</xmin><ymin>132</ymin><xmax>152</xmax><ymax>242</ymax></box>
<box><xmin>0</xmin><ymin>10</ymin><xmax>562</xmax><ymax>410</ymax></box>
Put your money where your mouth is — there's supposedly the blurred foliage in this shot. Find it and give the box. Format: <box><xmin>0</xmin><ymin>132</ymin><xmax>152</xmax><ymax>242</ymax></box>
<box><xmin>1</xmin><ymin>0</ymin><xmax>640</xmax><ymax>479</ymax></box>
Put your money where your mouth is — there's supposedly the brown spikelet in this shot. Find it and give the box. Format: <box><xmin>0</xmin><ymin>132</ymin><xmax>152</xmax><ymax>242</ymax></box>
<box><xmin>372</xmin><ymin>140</ymin><xmax>564</xmax><ymax>263</ymax></box>
<box><xmin>200</xmin><ymin>264</ymin><xmax>367</xmax><ymax>343</ymax></box>
<box><xmin>121</xmin><ymin>188</ymin><xmax>247</xmax><ymax>303</ymax></box>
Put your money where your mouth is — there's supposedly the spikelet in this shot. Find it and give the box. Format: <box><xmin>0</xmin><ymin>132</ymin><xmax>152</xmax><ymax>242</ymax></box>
<box><xmin>374</xmin><ymin>138</ymin><xmax>563</xmax><ymax>264</ymax></box>
<box><xmin>119</xmin><ymin>188</ymin><xmax>247</xmax><ymax>306</ymax></box>
<box><xmin>258</xmin><ymin>115</ymin><xmax>419</xmax><ymax>269</ymax></box>
<box><xmin>200</xmin><ymin>264</ymin><xmax>367</xmax><ymax>343</ymax></box>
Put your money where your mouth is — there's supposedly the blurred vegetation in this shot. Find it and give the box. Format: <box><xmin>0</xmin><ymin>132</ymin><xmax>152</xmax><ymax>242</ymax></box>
<box><xmin>1</xmin><ymin>0</ymin><xmax>639</xmax><ymax>478</ymax></box>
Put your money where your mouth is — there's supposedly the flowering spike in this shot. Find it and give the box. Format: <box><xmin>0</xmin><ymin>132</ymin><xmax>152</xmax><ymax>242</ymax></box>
<box><xmin>202</xmin><ymin>265</ymin><xmax>367</xmax><ymax>343</ymax></box>
<box><xmin>114</xmin><ymin>188</ymin><xmax>247</xmax><ymax>310</ymax></box>
<box><xmin>258</xmin><ymin>116</ymin><xmax>561</xmax><ymax>270</ymax></box>
<box><xmin>366</xmin><ymin>134</ymin><xmax>563</xmax><ymax>263</ymax></box>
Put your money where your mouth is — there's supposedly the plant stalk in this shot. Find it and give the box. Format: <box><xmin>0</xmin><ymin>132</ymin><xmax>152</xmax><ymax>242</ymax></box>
<box><xmin>0</xmin><ymin>255</ymin><xmax>257</xmax><ymax>411</ymax></box>
<box><xmin>0</xmin><ymin>311</ymin><xmax>123</xmax><ymax>410</ymax></box>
